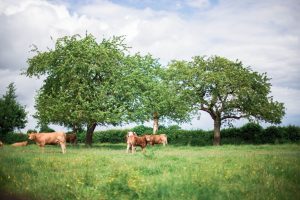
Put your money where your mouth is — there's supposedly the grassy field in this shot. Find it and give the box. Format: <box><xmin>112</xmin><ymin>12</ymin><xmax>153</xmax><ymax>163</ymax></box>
<box><xmin>0</xmin><ymin>143</ymin><xmax>299</xmax><ymax>200</ymax></box>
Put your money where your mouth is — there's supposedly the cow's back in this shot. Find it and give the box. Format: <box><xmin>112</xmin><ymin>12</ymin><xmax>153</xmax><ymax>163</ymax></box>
<box><xmin>11</xmin><ymin>141</ymin><xmax>28</xmax><ymax>146</ymax></box>
<box><xmin>37</xmin><ymin>132</ymin><xmax>66</xmax><ymax>144</ymax></box>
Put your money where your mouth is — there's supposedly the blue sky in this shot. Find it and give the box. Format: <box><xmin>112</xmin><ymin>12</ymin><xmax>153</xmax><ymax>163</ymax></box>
<box><xmin>110</xmin><ymin>0</ymin><xmax>219</xmax><ymax>12</ymax></box>
<box><xmin>58</xmin><ymin>0</ymin><xmax>219</xmax><ymax>11</ymax></box>
<box><xmin>0</xmin><ymin>0</ymin><xmax>299</xmax><ymax>131</ymax></box>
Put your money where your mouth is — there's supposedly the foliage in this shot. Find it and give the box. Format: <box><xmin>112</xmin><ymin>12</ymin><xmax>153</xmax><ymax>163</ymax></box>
<box><xmin>167</xmin><ymin>56</ymin><xmax>285</xmax><ymax>145</ymax></box>
<box><xmin>126</xmin><ymin>55</ymin><xmax>192</xmax><ymax>133</ymax></box>
<box><xmin>26</xmin><ymin>35</ymin><xmax>131</xmax><ymax>126</ymax></box>
<box><xmin>4</xmin><ymin>123</ymin><xmax>300</xmax><ymax>145</ymax></box>
<box><xmin>240</xmin><ymin>122</ymin><xmax>263</xmax><ymax>142</ymax></box>
<box><xmin>25</xmin><ymin>34</ymin><xmax>193</xmax><ymax>138</ymax></box>
<box><xmin>0</xmin><ymin>83</ymin><xmax>27</xmax><ymax>135</ymax></box>
<box><xmin>75</xmin><ymin>123</ymin><xmax>300</xmax><ymax>145</ymax></box>
<box><xmin>25</xmin><ymin>34</ymin><xmax>168</xmax><ymax>145</ymax></box>
<box><xmin>166</xmin><ymin>124</ymin><xmax>182</xmax><ymax>130</ymax></box>
<box><xmin>39</xmin><ymin>123</ymin><xmax>55</xmax><ymax>133</ymax></box>
<box><xmin>26</xmin><ymin>129</ymin><xmax>37</xmax><ymax>134</ymax></box>
<box><xmin>0</xmin><ymin>132</ymin><xmax>28</xmax><ymax>144</ymax></box>
<box><xmin>1</xmin><ymin>144</ymin><xmax>299</xmax><ymax>199</ymax></box>
<box><xmin>94</xmin><ymin>130</ymin><xmax>128</xmax><ymax>143</ymax></box>
<box><xmin>131</xmin><ymin>125</ymin><xmax>153</xmax><ymax>134</ymax></box>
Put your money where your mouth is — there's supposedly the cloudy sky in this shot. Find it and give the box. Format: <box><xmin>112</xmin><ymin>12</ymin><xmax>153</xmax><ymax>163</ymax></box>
<box><xmin>0</xmin><ymin>0</ymin><xmax>299</xmax><ymax>131</ymax></box>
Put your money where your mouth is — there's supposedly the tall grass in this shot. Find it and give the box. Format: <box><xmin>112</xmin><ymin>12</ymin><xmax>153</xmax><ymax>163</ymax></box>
<box><xmin>0</xmin><ymin>144</ymin><xmax>299</xmax><ymax>199</ymax></box>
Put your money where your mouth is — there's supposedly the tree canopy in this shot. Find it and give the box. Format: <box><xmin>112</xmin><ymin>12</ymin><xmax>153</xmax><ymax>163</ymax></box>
<box><xmin>25</xmin><ymin>33</ymin><xmax>286</xmax><ymax>146</ymax></box>
<box><xmin>124</xmin><ymin>54</ymin><xmax>192</xmax><ymax>133</ymax></box>
<box><xmin>25</xmin><ymin>34</ymin><xmax>191</xmax><ymax>144</ymax></box>
<box><xmin>26</xmin><ymin>34</ymin><xmax>145</xmax><ymax>145</ymax></box>
<box><xmin>167</xmin><ymin>56</ymin><xmax>285</xmax><ymax>145</ymax></box>
<box><xmin>0</xmin><ymin>83</ymin><xmax>27</xmax><ymax>135</ymax></box>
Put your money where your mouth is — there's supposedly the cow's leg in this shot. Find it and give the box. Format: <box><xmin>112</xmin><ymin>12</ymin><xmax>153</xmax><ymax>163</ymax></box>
<box><xmin>126</xmin><ymin>144</ymin><xmax>131</xmax><ymax>153</ymax></box>
<box><xmin>142</xmin><ymin>147</ymin><xmax>145</xmax><ymax>153</ymax></box>
<box><xmin>39</xmin><ymin>144</ymin><xmax>45</xmax><ymax>153</ymax></box>
<box><xmin>60</xmin><ymin>142</ymin><xmax>66</xmax><ymax>154</ymax></box>
<box><xmin>131</xmin><ymin>145</ymin><xmax>135</xmax><ymax>153</ymax></box>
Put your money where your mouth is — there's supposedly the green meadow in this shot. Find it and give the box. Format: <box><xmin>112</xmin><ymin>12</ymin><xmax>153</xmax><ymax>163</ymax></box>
<box><xmin>0</xmin><ymin>144</ymin><xmax>299</xmax><ymax>200</ymax></box>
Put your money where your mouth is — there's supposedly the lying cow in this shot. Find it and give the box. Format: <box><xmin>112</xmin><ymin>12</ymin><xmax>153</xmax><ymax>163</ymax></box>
<box><xmin>28</xmin><ymin>132</ymin><xmax>66</xmax><ymax>154</ymax></box>
<box><xmin>145</xmin><ymin>134</ymin><xmax>168</xmax><ymax>146</ymax></box>
<box><xmin>66</xmin><ymin>133</ymin><xmax>77</xmax><ymax>145</ymax></box>
<box><xmin>11</xmin><ymin>141</ymin><xmax>28</xmax><ymax>147</ymax></box>
<box><xmin>126</xmin><ymin>134</ymin><xmax>147</xmax><ymax>153</ymax></box>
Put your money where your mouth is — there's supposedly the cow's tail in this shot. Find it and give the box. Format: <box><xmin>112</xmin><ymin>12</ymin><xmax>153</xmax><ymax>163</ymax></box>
<box><xmin>57</xmin><ymin>134</ymin><xmax>67</xmax><ymax>154</ymax></box>
<box><xmin>161</xmin><ymin>134</ymin><xmax>168</xmax><ymax>146</ymax></box>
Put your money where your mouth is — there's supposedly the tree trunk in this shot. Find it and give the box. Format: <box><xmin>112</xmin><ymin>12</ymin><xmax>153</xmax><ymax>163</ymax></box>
<box><xmin>153</xmin><ymin>111</ymin><xmax>159</xmax><ymax>134</ymax></box>
<box><xmin>213</xmin><ymin>118</ymin><xmax>221</xmax><ymax>146</ymax></box>
<box><xmin>85</xmin><ymin>122</ymin><xmax>97</xmax><ymax>146</ymax></box>
<box><xmin>72</xmin><ymin>124</ymin><xmax>78</xmax><ymax>134</ymax></box>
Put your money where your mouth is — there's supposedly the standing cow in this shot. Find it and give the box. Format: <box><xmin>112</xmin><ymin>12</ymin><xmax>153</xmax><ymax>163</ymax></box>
<box><xmin>145</xmin><ymin>134</ymin><xmax>168</xmax><ymax>146</ymax></box>
<box><xmin>28</xmin><ymin>132</ymin><xmax>66</xmax><ymax>154</ymax></box>
<box><xmin>126</xmin><ymin>131</ymin><xmax>137</xmax><ymax>138</ymax></box>
<box><xmin>126</xmin><ymin>134</ymin><xmax>147</xmax><ymax>153</ymax></box>
<box><xmin>66</xmin><ymin>133</ymin><xmax>77</xmax><ymax>145</ymax></box>
<box><xmin>0</xmin><ymin>141</ymin><xmax>3</xmax><ymax>148</ymax></box>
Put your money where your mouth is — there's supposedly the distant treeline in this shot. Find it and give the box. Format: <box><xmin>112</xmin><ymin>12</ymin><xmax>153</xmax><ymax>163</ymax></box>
<box><xmin>1</xmin><ymin>123</ymin><xmax>300</xmax><ymax>145</ymax></box>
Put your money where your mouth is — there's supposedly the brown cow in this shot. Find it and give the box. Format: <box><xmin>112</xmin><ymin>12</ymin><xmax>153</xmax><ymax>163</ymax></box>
<box><xmin>145</xmin><ymin>134</ymin><xmax>168</xmax><ymax>146</ymax></box>
<box><xmin>0</xmin><ymin>141</ymin><xmax>3</xmax><ymax>147</ymax></box>
<box><xmin>125</xmin><ymin>131</ymin><xmax>137</xmax><ymax>151</ymax></box>
<box><xmin>126</xmin><ymin>135</ymin><xmax>147</xmax><ymax>153</ymax></box>
<box><xmin>11</xmin><ymin>141</ymin><xmax>28</xmax><ymax>147</ymax></box>
<box><xmin>125</xmin><ymin>131</ymin><xmax>137</xmax><ymax>142</ymax></box>
<box><xmin>28</xmin><ymin>132</ymin><xmax>66</xmax><ymax>154</ymax></box>
<box><xmin>66</xmin><ymin>133</ymin><xmax>77</xmax><ymax>145</ymax></box>
<box><xmin>126</xmin><ymin>131</ymin><xmax>137</xmax><ymax>138</ymax></box>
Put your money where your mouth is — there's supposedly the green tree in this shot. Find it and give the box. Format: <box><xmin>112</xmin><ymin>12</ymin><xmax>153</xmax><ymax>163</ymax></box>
<box><xmin>25</xmin><ymin>34</ymin><xmax>147</xmax><ymax>146</ymax></box>
<box><xmin>127</xmin><ymin>54</ymin><xmax>192</xmax><ymax>134</ymax></box>
<box><xmin>167</xmin><ymin>56</ymin><xmax>285</xmax><ymax>145</ymax></box>
<box><xmin>0</xmin><ymin>83</ymin><xmax>27</xmax><ymax>134</ymax></box>
<box><xmin>39</xmin><ymin>123</ymin><xmax>55</xmax><ymax>133</ymax></box>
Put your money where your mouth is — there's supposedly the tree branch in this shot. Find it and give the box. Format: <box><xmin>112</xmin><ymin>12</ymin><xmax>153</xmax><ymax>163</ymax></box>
<box><xmin>200</xmin><ymin>104</ymin><xmax>216</xmax><ymax>120</ymax></box>
<box><xmin>221</xmin><ymin>114</ymin><xmax>248</xmax><ymax>120</ymax></box>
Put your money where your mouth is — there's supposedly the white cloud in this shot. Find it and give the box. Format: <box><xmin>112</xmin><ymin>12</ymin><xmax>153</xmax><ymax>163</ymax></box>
<box><xmin>186</xmin><ymin>0</ymin><xmax>210</xmax><ymax>9</ymax></box>
<box><xmin>272</xmin><ymin>86</ymin><xmax>300</xmax><ymax>115</ymax></box>
<box><xmin>0</xmin><ymin>0</ymin><xmax>299</xmax><ymax>131</ymax></box>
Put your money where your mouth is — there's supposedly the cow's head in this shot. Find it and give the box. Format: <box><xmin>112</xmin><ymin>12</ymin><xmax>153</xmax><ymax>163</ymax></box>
<box><xmin>145</xmin><ymin>135</ymin><xmax>151</xmax><ymax>142</ymax></box>
<box><xmin>127</xmin><ymin>131</ymin><xmax>137</xmax><ymax>137</ymax></box>
<box><xmin>28</xmin><ymin>133</ymin><xmax>36</xmax><ymax>140</ymax></box>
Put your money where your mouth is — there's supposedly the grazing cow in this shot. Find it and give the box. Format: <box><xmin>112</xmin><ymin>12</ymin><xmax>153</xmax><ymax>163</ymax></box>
<box><xmin>66</xmin><ymin>133</ymin><xmax>77</xmax><ymax>145</ymax></box>
<box><xmin>0</xmin><ymin>141</ymin><xmax>3</xmax><ymax>147</ymax></box>
<box><xmin>28</xmin><ymin>132</ymin><xmax>66</xmax><ymax>154</ymax></box>
<box><xmin>126</xmin><ymin>135</ymin><xmax>147</xmax><ymax>153</ymax></box>
<box><xmin>145</xmin><ymin>134</ymin><xmax>168</xmax><ymax>146</ymax></box>
<box><xmin>11</xmin><ymin>141</ymin><xmax>28</xmax><ymax>147</ymax></box>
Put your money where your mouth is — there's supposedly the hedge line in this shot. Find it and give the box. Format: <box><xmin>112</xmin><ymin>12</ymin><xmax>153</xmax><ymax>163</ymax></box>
<box><xmin>1</xmin><ymin>123</ymin><xmax>300</xmax><ymax>145</ymax></box>
<box><xmin>76</xmin><ymin>123</ymin><xmax>300</xmax><ymax>145</ymax></box>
